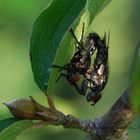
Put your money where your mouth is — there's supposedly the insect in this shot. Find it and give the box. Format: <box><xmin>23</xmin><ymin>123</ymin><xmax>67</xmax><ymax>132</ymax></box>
<box><xmin>75</xmin><ymin>32</ymin><xmax>110</xmax><ymax>105</ymax></box>
<box><xmin>52</xmin><ymin>24</ymin><xmax>98</xmax><ymax>95</ymax></box>
<box><xmin>53</xmin><ymin>24</ymin><xmax>110</xmax><ymax>105</ymax></box>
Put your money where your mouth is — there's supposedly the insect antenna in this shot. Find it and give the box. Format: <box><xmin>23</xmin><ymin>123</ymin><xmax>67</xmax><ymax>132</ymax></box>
<box><xmin>103</xmin><ymin>30</ymin><xmax>110</xmax><ymax>47</ymax></box>
<box><xmin>103</xmin><ymin>32</ymin><xmax>107</xmax><ymax>45</ymax></box>
<box><xmin>69</xmin><ymin>28</ymin><xmax>87</xmax><ymax>52</ymax></box>
<box><xmin>80</xmin><ymin>22</ymin><xmax>85</xmax><ymax>44</ymax></box>
<box><xmin>107</xmin><ymin>29</ymin><xmax>110</xmax><ymax>47</ymax></box>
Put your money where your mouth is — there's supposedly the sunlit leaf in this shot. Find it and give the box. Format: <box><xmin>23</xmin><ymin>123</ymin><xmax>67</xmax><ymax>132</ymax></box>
<box><xmin>30</xmin><ymin>0</ymin><xmax>87</xmax><ymax>94</ymax></box>
<box><xmin>49</xmin><ymin>0</ymin><xmax>112</xmax><ymax>95</ymax></box>
<box><xmin>87</xmin><ymin>0</ymin><xmax>112</xmax><ymax>25</ymax></box>
<box><xmin>30</xmin><ymin>0</ymin><xmax>112</xmax><ymax>95</ymax></box>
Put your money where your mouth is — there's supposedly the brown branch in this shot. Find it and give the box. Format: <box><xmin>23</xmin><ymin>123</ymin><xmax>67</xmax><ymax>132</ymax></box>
<box><xmin>5</xmin><ymin>88</ymin><xmax>138</xmax><ymax>140</ymax></box>
<box><xmin>64</xmin><ymin>88</ymin><xmax>137</xmax><ymax>140</ymax></box>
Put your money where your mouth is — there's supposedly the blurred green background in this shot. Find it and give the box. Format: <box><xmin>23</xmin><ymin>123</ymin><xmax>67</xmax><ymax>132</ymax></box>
<box><xmin>0</xmin><ymin>0</ymin><xmax>140</xmax><ymax>139</ymax></box>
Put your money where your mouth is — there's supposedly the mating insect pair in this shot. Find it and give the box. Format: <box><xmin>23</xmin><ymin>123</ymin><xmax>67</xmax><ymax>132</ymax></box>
<box><xmin>52</xmin><ymin>24</ymin><xmax>109</xmax><ymax>105</ymax></box>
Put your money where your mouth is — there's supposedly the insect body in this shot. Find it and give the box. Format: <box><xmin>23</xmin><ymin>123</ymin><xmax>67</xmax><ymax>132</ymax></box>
<box><xmin>78</xmin><ymin>32</ymin><xmax>109</xmax><ymax>105</ymax></box>
<box><xmin>68</xmin><ymin>30</ymin><xmax>99</xmax><ymax>75</ymax></box>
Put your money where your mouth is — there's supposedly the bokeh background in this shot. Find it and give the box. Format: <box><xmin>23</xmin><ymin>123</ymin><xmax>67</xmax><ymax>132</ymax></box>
<box><xmin>0</xmin><ymin>0</ymin><xmax>140</xmax><ymax>139</ymax></box>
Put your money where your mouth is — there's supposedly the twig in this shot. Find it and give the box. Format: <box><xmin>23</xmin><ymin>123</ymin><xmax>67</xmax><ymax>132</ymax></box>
<box><xmin>39</xmin><ymin>88</ymin><xmax>138</xmax><ymax>139</ymax></box>
<box><xmin>5</xmin><ymin>87</ymin><xmax>138</xmax><ymax>140</ymax></box>
<box><xmin>44</xmin><ymin>92</ymin><xmax>56</xmax><ymax>110</ymax></box>
<box><xmin>31</xmin><ymin>88</ymin><xmax>138</xmax><ymax>140</ymax></box>
<box><xmin>90</xmin><ymin>88</ymin><xmax>137</xmax><ymax>140</ymax></box>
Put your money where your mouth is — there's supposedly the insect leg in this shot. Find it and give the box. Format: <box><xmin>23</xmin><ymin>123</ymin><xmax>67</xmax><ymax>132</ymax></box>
<box><xmin>79</xmin><ymin>79</ymin><xmax>88</xmax><ymax>96</ymax></box>
<box><xmin>73</xmin><ymin>79</ymin><xmax>88</xmax><ymax>96</ymax></box>
<box><xmin>80</xmin><ymin>22</ymin><xmax>85</xmax><ymax>44</ymax></box>
<box><xmin>55</xmin><ymin>73</ymin><xmax>67</xmax><ymax>82</ymax></box>
<box><xmin>52</xmin><ymin>64</ymin><xmax>68</xmax><ymax>71</ymax></box>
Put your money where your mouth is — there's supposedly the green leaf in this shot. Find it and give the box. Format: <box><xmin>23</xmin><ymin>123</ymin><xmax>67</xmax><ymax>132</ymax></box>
<box><xmin>130</xmin><ymin>41</ymin><xmax>140</xmax><ymax>81</ymax></box>
<box><xmin>0</xmin><ymin>118</ymin><xmax>19</xmax><ymax>132</ymax></box>
<box><xmin>130</xmin><ymin>41</ymin><xmax>140</xmax><ymax>110</ymax></box>
<box><xmin>49</xmin><ymin>0</ymin><xmax>112</xmax><ymax>95</ymax></box>
<box><xmin>30</xmin><ymin>0</ymin><xmax>112</xmax><ymax>94</ymax></box>
<box><xmin>87</xmin><ymin>0</ymin><xmax>112</xmax><ymax>25</ymax></box>
<box><xmin>30</xmin><ymin>0</ymin><xmax>87</xmax><ymax>93</ymax></box>
<box><xmin>0</xmin><ymin>120</ymin><xmax>34</xmax><ymax>140</ymax></box>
